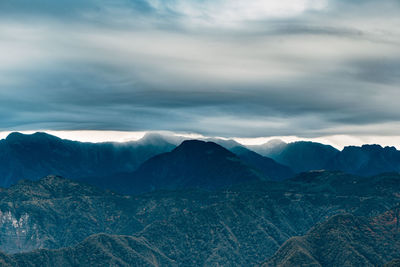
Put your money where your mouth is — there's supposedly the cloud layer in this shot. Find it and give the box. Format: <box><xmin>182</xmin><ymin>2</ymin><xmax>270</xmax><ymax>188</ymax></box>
<box><xmin>0</xmin><ymin>0</ymin><xmax>399</xmax><ymax>138</ymax></box>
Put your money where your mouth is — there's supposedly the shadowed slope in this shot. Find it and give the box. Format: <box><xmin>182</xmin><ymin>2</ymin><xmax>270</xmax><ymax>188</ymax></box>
<box><xmin>230</xmin><ymin>146</ymin><xmax>294</xmax><ymax>180</ymax></box>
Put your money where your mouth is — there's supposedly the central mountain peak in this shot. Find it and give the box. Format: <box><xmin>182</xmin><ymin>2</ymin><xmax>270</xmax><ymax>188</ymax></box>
<box><xmin>116</xmin><ymin>140</ymin><xmax>265</xmax><ymax>194</ymax></box>
<box><xmin>173</xmin><ymin>140</ymin><xmax>236</xmax><ymax>158</ymax></box>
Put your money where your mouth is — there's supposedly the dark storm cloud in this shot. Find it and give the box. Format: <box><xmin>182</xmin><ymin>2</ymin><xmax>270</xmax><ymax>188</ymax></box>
<box><xmin>0</xmin><ymin>0</ymin><xmax>399</xmax><ymax>138</ymax></box>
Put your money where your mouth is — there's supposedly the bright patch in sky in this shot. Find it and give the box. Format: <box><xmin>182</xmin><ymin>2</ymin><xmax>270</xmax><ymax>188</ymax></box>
<box><xmin>149</xmin><ymin>0</ymin><xmax>328</xmax><ymax>24</ymax></box>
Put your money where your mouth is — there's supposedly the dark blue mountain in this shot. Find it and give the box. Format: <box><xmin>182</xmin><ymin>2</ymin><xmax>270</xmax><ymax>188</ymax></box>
<box><xmin>0</xmin><ymin>132</ymin><xmax>293</xmax><ymax>191</ymax></box>
<box><xmin>0</xmin><ymin>132</ymin><xmax>175</xmax><ymax>187</ymax></box>
<box><xmin>248</xmin><ymin>140</ymin><xmax>400</xmax><ymax>176</ymax></box>
<box><xmin>93</xmin><ymin>140</ymin><xmax>266</xmax><ymax>194</ymax></box>
<box><xmin>326</xmin><ymin>144</ymin><xmax>400</xmax><ymax>176</ymax></box>
<box><xmin>264</xmin><ymin>141</ymin><xmax>339</xmax><ymax>173</ymax></box>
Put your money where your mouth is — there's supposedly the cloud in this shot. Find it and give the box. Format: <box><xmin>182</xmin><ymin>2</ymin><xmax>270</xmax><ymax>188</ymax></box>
<box><xmin>0</xmin><ymin>0</ymin><xmax>399</xmax><ymax>138</ymax></box>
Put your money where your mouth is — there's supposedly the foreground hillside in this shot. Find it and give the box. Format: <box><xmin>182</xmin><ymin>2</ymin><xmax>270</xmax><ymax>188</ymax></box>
<box><xmin>0</xmin><ymin>176</ymin><xmax>142</xmax><ymax>253</ymax></box>
<box><xmin>263</xmin><ymin>207</ymin><xmax>400</xmax><ymax>267</ymax></box>
<box><xmin>0</xmin><ymin>233</ymin><xmax>176</xmax><ymax>267</ymax></box>
<box><xmin>1</xmin><ymin>172</ymin><xmax>400</xmax><ymax>265</ymax></box>
<box><xmin>4</xmin><ymin>208</ymin><xmax>400</xmax><ymax>267</ymax></box>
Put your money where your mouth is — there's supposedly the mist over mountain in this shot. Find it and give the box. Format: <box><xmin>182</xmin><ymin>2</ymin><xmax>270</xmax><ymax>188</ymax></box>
<box><xmin>247</xmin><ymin>139</ymin><xmax>288</xmax><ymax>157</ymax></box>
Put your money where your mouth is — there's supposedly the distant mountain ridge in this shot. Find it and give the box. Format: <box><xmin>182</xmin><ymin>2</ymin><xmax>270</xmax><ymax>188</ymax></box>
<box><xmin>249</xmin><ymin>139</ymin><xmax>400</xmax><ymax>176</ymax></box>
<box><xmin>249</xmin><ymin>141</ymin><xmax>340</xmax><ymax>173</ymax></box>
<box><xmin>326</xmin><ymin>144</ymin><xmax>400</xmax><ymax>176</ymax></box>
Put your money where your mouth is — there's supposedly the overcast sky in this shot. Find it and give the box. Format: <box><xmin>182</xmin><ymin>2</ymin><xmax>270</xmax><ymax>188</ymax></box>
<box><xmin>1</xmin><ymin>0</ymin><xmax>399</xmax><ymax>147</ymax></box>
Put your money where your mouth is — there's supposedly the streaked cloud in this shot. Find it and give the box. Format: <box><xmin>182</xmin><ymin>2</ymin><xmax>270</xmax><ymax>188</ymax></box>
<box><xmin>0</xmin><ymin>0</ymin><xmax>399</xmax><ymax>140</ymax></box>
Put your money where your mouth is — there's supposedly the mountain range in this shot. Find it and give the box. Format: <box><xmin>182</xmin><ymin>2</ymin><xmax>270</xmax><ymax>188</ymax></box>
<box><xmin>1</xmin><ymin>132</ymin><xmax>400</xmax><ymax>194</ymax></box>
<box><xmin>248</xmin><ymin>139</ymin><xmax>400</xmax><ymax>176</ymax></box>
<box><xmin>1</xmin><ymin>132</ymin><xmax>400</xmax><ymax>266</ymax></box>
<box><xmin>0</xmin><ymin>132</ymin><xmax>297</xmax><ymax>193</ymax></box>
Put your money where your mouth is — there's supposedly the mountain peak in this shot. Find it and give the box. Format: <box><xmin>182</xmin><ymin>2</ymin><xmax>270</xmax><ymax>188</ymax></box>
<box><xmin>6</xmin><ymin>132</ymin><xmax>60</xmax><ymax>143</ymax></box>
<box><xmin>5</xmin><ymin>131</ymin><xmax>24</xmax><ymax>140</ymax></box>
<box><xmin>174</xmin><ymin>140</ymin><xmax>235</xmax><ymax>157</ymax></box>
<box><xmin>121</xmin><ymin>139</ymin><xmax>263</xmax><ymax>194</ymax></box>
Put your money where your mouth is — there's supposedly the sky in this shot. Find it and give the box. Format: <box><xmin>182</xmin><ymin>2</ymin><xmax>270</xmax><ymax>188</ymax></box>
<box><xmin>0</xmin><ymin>0</ymin><xmax>399</xmax><ymax>148</ymax></box>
